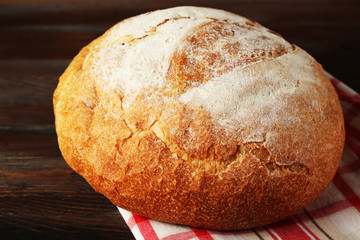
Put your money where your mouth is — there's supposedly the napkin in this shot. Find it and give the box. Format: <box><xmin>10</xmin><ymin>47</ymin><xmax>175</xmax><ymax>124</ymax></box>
<box><xmin>118</xmin><ymin>72</ymin><xmax>360</xmax><ymax>240</ymax></box>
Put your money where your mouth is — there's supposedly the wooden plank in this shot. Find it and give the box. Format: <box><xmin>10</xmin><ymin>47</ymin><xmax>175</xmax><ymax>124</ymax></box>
<box><xmin>0</xmin><ymin>28</ymin><xmax>101</xmax><ymax>59</ymax></box>
<box><xmin>0</xmin><ymin>60</ymin><xmax>64</xmax><ymax>126</ymax></box>
<box><xmin>0</xmin><ymin>97</ymin><xmax>55</xmax><ymax>126</ymax></box>
<box><xmin>0</xmin><ymin>129</ymin><xmax>59</xmax><ymax>157</ymax></box>
<box><xmin>0</xmin><ymin>194</ymin><xmax>132</xmax><ymax>240</ymax></box>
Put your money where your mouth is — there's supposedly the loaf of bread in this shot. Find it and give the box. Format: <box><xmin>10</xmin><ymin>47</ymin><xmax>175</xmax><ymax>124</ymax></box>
<box><xmin>53</xmin><ymin>6</ymin><xmax>345</xmax><ymax>230</ymax></box>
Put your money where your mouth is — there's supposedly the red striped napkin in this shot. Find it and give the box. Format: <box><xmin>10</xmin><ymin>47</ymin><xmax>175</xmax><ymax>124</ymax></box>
<box><xmin>118</xmin><ymin>72</ymin><xmax>360</xmax><ymax>240</ymax></box>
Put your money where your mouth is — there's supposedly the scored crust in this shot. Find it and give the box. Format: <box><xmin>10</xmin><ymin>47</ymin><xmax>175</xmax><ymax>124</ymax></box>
<box><xmin>53</xmin><ymin>6</ymin><xmax>345</xmax><ymax>230</ymax></box>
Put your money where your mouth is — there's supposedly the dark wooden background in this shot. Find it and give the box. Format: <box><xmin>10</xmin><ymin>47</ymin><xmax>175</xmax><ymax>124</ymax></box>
<box><xmin>1</xmin><ymin>0</ymin><xmax>359</xmax><ymax>239</ymax></box>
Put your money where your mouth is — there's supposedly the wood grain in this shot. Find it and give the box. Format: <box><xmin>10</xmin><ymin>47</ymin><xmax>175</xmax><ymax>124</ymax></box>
<box><xmin>1</xmin><ymin>0</ymin><xmax>359</xmax><ymax>239</ymax></box>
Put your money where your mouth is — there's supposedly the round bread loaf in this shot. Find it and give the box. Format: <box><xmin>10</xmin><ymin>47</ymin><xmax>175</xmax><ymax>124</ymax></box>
<box><xmin>53</xmin><ymin>6</ymin><xmax>345</xmax><ymax>230</ymax></box>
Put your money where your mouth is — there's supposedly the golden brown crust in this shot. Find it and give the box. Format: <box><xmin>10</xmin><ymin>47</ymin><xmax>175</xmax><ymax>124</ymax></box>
<box><xmin>53</xmin><ymin>7</ymin><xmax>345</xmax><ymax>230</ymax></box>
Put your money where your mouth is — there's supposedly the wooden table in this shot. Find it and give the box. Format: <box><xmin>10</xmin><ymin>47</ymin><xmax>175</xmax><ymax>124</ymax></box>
<box><xmin>1</xmin><ymin>1</ymin><xmax>359</xmax><ymax>239</ymax></box>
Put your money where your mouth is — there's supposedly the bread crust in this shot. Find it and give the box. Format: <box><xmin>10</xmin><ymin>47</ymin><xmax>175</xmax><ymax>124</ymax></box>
<box><xmin>53</xmin><ymin>6</ymin><xmax>345</xmax><ymax>230</ymax></box>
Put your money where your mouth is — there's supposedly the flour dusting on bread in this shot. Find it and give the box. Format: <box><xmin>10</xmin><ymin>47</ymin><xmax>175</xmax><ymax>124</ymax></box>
<box><xmin>178</xmin><ymin>47</ymin><xmax>320</xmax><ymax>141</ymax></box>
<box><xmin>87</xmin><ymin>6</ymin><xmax>292</xmax><ymax>109</ymax></box>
